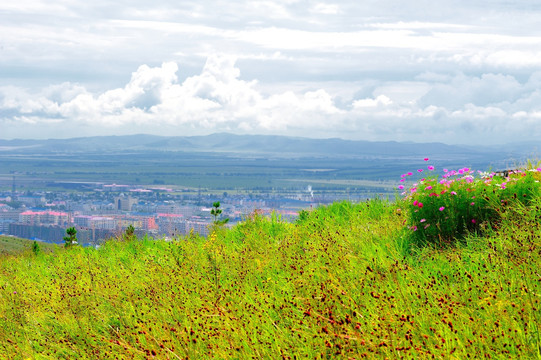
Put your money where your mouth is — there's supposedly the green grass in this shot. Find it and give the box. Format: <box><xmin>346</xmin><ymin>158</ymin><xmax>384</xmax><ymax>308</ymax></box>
<box><xmin>0</xmin><ymin>236</ymin><xmax>58</xmax><ymax>256</ymax></box>
<box><xmin>0</xmin><ymin>196</ymin><xmax>540</xmax><ymax>358</ymax></box>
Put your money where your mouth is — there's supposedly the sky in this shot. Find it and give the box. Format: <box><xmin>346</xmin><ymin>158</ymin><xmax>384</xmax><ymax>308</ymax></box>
<box><xmin>1</xmin><ymin>1</ymin><xmax>541</xmax><ymax>145</ymax></box>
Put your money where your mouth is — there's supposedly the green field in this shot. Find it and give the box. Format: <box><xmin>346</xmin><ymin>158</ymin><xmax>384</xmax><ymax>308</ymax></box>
<box><xmin>0</xmin><ymin>236</ymin><xmax>58</xmax><ymax>256</ymax></box>
<box><xmin>1</xmin><ymin>165</ymin><xmax>540</xmax><ymax>358</ymax></box>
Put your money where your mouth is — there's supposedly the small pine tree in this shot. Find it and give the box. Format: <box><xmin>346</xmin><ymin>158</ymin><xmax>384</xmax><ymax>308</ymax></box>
<box><xmin>124</xmin><ymin>224</ymin><xmax>136</xmax><ymax>241</ymax></box>
<box><xmin>210</xmin><ymin>202</ymin><xmax>229</xmax><ymax>225</ymax></box>
<box><xmin>63</xmin><ymin>227</ymin><xmax>78</xmax><ymax>248</ymax></box>
<box><xmin>32</xmin><ymin>240</ymin><xmax>41</xmax><ymax>255</ymax></box>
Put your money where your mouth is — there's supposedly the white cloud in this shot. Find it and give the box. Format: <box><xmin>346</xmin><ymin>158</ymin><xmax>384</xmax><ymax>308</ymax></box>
<box><xmin>3</xmin><ymin>1</ymin><xmax>541</xmax><ymax>143</ymax></box>
<box><xmin>3</xmin><ymin>55</ymin><xmax>541</xmax><ymax>144</ymax></box>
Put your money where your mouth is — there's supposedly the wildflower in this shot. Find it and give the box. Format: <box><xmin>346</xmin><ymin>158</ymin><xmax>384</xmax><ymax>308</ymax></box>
<box><xmin>418</xmin><ymin>169</ymin><xmax>423</xmax><ymax>173</ymax></box>
<box><xmin>398</xmin><ymin>185</ymin><xmax>404</xmax><ymax>190</ymax></box>
<box><xmin>424</xmin><ymin>158</ymin><xmax>429</xmax><ymax>161</ymax></box>
<box><xmin>443</xmin><ymin>168</ymin><xmax>448</xmax><ymax>173</ymax></box>
<box><xmin>428</xmin><ymin>165</ymin><xmax>435</xmax><ymax>171</ymax></box>
<box><xmin>420</xmin><ymin>219</ymin><xmax>426</xmax><ymax>223</ymax></box>
<box><xmin>470</xmin><ymin>202</ymin><xmax>475</xmax><ymax>206</ymax></box>
<box><xmin>537</xmin><ymin>168</ymin><xmax>541</xmax><ymax>172</ymax></box>
<box><xmin>412</xmin><ymin>226</ymin><xmax>418</xmax><ymax>231</ymax></box>
<box><xmin>413</xmin><ymin>200</ymin><xmax>418</xmax><ymax>206</ymax></box>
<box><xmin>400</xmin><ymin>178</ymin><xmax>405</xmax><ymax>182</ymax></box>
<box><xmin>407</xmin><ymin>172</ymin><xmax>413</xmax><ymax>176</ymax></box>
<box><xmin>425</xmin><ymin>185</ymin><xmax>432</xmax><ymax>190</ymax></box>
<box><xmin>439</xmin><ymin>206</ymin><xmax>445</xmax><ymax>211</ymax></box>
<box><xmin>472</xmin><ymin>219</ymin><xmax>476</xmax><ymax>224</ymax></box>
<box><xmin>424</xmin><ymin>224</ymin><xmax>430</xmax><ymax>229</ymax></box>
<box><xmin>418</xmin><ymin>202</ymin><xmax>424</xmax><ymax>208</ymax></box>
<box><xmin>450</xmin><ymin>191</ymin><xmax>457</xmax><ymax>195</ymax></box>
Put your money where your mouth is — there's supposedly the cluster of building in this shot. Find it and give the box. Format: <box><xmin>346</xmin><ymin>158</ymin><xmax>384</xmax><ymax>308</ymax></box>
<box><xmin>0</xmin><ymin>187</ymin><xmax>311</xmax><ymax>246</ymax></box>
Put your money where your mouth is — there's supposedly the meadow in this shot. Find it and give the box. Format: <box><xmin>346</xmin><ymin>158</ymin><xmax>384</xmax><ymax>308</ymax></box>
<box><xmin>0</xmin><ymin>162</ymin><xmax>540</xmax><ymax>359</ymax></box>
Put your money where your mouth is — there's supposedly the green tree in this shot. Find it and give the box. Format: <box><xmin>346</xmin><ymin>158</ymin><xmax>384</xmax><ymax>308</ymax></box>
<box><xmin>124</xmin><ymin>224</ymin><xmax>136</xmax><ymax>241</ymax></box>
<box><xmin>63</xmin><ymin>227</ymin><xmax>78</xmax><ymax>248</ymax></box>
<box><xmin>210</xmin><ymin>202</ymin><xmax>229</xmax><ymax>225</ymax></box>
<box><xmin>32</xmin><ymin>241</ymin><xmax>41</xmax><ymax>255</ymax></box>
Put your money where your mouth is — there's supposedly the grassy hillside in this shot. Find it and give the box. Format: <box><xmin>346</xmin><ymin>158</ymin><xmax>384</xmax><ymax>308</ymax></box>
<box><xmin>0</xmin><ymin>235</ymin><xmax>57</xmax><ymax>256</ymax></box>
<box><xmin>0</xmin><ymin>166</ymin><xmax>540</xmax><ymax>359</ymax></box>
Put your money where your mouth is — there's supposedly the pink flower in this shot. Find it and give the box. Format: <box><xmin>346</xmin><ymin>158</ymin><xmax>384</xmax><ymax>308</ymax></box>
<box><xmin>470</xmin><ymin>202</ymin><xmax>475</xmax><ymax>206</ymax></box>
<box><xmin>420</xmin><ymin>219</ymin><xmax>426</xmax><ymax>223</ymax></box>
<box><xmin>443</xmin><ymin>168</ymin><xmax>448</xmax><ymax>173</ymax></box>
<box><xmin>424</xmin><ymin>158</ymin><xmax>429</xmax><ymax>161</ymax></box>
<box><xmin>425</xmin><ymin>185</ymin><xmax>432</xmax><ymax>190</ymax></box>
<box><xmin>412</xmin><ymin>226</ymin><xmax>418</xmax><ymax>231</ymax></box>
<box><xmin>398</xmin><ymin>185</ymin><xmax>404</xmax><ymax>190</ymax></box>
<box><xmin>418</xmin><ymin>202</ymin><xmax>424</xmax><ymax>208</ymax></box>
<box><xmin>450</xmin><ymin>191</ymin><xmax>457</xmax><ymax>195</ymax></box>
<box><xmin>537</xmin><ymin>168</ymin><xmax>541</xmax><ymax>172</ymax></box>
<box><xmin>439</xmin><ymin>206</ymin><xmax>445</xmax><ymax>211</ymax></box>
<box><xmin>413</xmin><ymin>200</ymin><xmax>418</xmax><ymax>206</ymax></box>
<box><xmin>400</xmin><ymin>178</ymin><xmax>405</xmax><ymax>182</ymax></box>
<box><xmin>471</xmin><ymin>219</ymin><xmax>476</xmax><ymax>224</ymax></box>
<box><xmin>417</xmin><ymin>169</ymin><xmax>423</xmax><ymax>173</ymax></box>
<box><xmin>407</xmin><ymin>172</ymin><xmax>413</xmax><ymax>176</ymax></box>
<box><xmin>427</xmin><ymin>165</ymin><xmax>435</xmax><ymax>171</ymax></box>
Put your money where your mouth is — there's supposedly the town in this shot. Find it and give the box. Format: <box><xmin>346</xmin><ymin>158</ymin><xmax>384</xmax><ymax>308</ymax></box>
<box><xmin>0</xmin><ymin>182</ymin><xmax>353</xmax><ymax>246</ymax></box>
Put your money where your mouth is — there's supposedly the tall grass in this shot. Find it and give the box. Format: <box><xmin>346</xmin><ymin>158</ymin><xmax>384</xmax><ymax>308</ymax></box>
<box><xmin>0</xmin><ymin>169</ymin><xmax>540</xmax><ymax>358</ymax></box>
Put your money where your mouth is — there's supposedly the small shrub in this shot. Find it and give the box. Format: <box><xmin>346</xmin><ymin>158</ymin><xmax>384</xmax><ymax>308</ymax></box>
<box><xmin>400</xmin><ymin>159</ymin><xmax>541</xmax><ymax>247</ymax></box>
<box><xmin>63</xmin><ymin>227</ymin><xmax>78</xmax><ymax>248</ymax></box>
<box><xmin>32</xmin><ymin>241</ymin><xmax>41</xmax><ymax>255</ymax></box>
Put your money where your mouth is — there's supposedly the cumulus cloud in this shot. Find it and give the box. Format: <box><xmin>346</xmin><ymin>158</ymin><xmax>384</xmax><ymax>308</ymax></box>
<box><xmin>2</xmin><ymin>55</ymin><xmax>541</xmax><ymax>144</ymax></box>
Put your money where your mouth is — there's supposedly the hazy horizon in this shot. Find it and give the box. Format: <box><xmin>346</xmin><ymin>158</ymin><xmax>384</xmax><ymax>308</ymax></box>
<box><xmin>2</xmin><ymin>1</ymin><xmax>541</xmax><ymax>145</ymax></box>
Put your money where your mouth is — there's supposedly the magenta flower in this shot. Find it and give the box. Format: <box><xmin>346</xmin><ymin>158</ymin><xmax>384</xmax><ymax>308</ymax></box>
<box><xmin>420</xmin><ymin>219</ymin><xmax>426</xmax><ymax>223</ymax></box>
<box><xmin>470</xmin><ymin>202</ymin><xmax>475</xmax><ymax>206</ymax></box>
<box><xmin>417</xmin><ymin>169</ymin><xmax>423</xmax><ymax>173</ymax></box>
<box><xmin>424</xmin><ymin>158</ymin><xmax>429</xmax><ymax>161</ymax></box>
<box><xmin>407</xmin><ymin>172</ymin><xmax>413</xmax><ymax>176</ymax></box>
<box><xmin>413</xmin><ymin>200</ymin><xmax>418</xmax><ymax>206</ymax></box>
<box><xmin>537</xmin><ymin>168</ymin><xmax>541</xmax><ymax>172</ymax></box>
<box><xmin>450</xmin><ymin>191</ymin><xmax>457</xmax><ymax>195</ymax></box>
<box><xmin>398</xmin><ymin>185</ymin><xmax>404</xmax><ymax>190</ymax></box>
<box><xmin>427</xmin><ymin>165</ymin><xmax>435</xmax><ymax>171</ymax></box>
<box><xmin>471</xmin><ymin>219</ymin><xmax>476</xmax><ymax>224</ymax></box>
<box><xmin>425</xmin><ymin>185</ymin><xmax>432</xmax><ymax>190</ymax></box>
<box><xmin>439</xmin><ymin>206</ymin><xmax>445</xmax><ymax>211</ymax></box>
<box><xmin>412</xmin><ymin>225</ymin><xmax>418</xmax><ymax>231</ymax></box>
<box><xmin>418</xmin><ymin>202</ymin><xmax>424</xmax><ymax>208</ymax></box>
<box><xmin>443</xmin><ymin>168</ymin><xmax>448</xmax><ymax>173</ymax></box>
<box><xmin>400</xmin><ymin>178</ymin><xmax>405</xmax><ymax>182</ymax></box>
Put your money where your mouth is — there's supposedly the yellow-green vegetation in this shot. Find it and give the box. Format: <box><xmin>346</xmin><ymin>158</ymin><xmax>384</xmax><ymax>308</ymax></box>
<box><xmin>1</xmin><ymin>169</ymin><xmax>541</xmax><ymax>359</ymax></box>
<box><xmin>0</xmin><ymin>236</ymin><xmax>57</xmax><ymax>256</ymax></box>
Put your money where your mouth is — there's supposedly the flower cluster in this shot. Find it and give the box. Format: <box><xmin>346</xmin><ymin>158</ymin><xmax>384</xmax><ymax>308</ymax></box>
<box><xmin>399</xmin><ymin>158</ymin><xmax>541</xmax><ymax>246</ymax></box>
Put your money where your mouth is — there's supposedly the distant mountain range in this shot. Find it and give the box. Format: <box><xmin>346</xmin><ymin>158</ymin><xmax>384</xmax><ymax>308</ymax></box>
<box><xmin>0</xmin><ymin>133</ymin><xmax>539</xmax><ymax>162</ymax></box>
